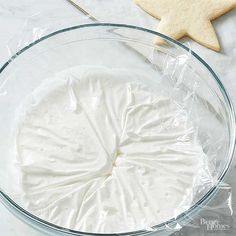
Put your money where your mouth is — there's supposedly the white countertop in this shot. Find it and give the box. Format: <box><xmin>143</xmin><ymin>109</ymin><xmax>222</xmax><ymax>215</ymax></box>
<box><xmin>0</xmin><ymin>0</ymin><xmax>236</xmax><ymax>235</ymax></box>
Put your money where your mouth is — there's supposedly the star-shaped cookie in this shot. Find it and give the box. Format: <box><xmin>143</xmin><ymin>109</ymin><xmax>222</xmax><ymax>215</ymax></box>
<box><xmin>135</xmin><ymin>0</ymin><xmax>236</xmax><ymax>51</ymax></box>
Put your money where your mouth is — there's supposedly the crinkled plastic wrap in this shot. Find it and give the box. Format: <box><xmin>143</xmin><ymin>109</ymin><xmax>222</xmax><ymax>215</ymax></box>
<box><xmin>0</xmin><ymin>1</ymin><xmax>235</xmax><ymax>236</ymax></box>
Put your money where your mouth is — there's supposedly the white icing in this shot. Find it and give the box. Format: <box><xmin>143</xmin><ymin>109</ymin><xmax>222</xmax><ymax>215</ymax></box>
<box><xmin>15</xmin><ymin>66</ymin><xmax>209</xmax><ymax>233</ymax></box>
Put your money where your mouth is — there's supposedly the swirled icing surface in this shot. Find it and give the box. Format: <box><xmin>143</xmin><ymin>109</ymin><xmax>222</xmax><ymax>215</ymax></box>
<box><xmin>16</xmin><ymin>66</ymin><xmax>208</xmax><ymax>233</ymax></box>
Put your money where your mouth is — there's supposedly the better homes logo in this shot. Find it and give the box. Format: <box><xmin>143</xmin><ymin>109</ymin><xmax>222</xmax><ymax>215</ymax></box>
<box><xmin>200</xmin><ymin>217</ymin><xmax>231</xmax><ymax>232</ymax></box>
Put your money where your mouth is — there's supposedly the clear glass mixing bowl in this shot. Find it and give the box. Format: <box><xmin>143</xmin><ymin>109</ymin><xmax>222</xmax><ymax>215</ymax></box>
<box><xmin>0</xmin><ymin>24</ymin><xmax>235</xmax><ymax>236</ymax></box>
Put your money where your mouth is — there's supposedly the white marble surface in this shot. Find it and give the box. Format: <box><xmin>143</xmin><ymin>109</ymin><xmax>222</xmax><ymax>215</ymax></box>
<box><xmin>0</xmin><ymin>0</ymin><xmax>235</xmax><ymax>235</ymax></box>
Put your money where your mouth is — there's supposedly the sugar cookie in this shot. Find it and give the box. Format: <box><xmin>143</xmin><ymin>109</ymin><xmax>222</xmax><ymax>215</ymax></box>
<box><xmin>135</xmin><ymin>0</ymin><xmax>236</xmax><ymax>51</ymax></box>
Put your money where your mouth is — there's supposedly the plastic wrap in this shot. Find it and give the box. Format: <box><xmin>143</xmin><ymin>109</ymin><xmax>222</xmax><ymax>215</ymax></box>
<box><xmin>0</xmin><ymin>1</ymin><xmax>235</xmax><ymax>236</ymax></box>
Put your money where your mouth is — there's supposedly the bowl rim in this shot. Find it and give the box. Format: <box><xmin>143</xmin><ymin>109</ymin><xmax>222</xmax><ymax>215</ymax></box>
<box><xmin>0</xmin><ymin>23</ymin><xmax>235</xmax><ymax>235</ymax></box>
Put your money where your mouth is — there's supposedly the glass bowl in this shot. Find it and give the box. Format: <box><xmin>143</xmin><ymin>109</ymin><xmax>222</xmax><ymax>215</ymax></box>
<box><xmin>0</xmin><ymin>23</ymin><xmax>235</xmax><ymax>236</ymax></box>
